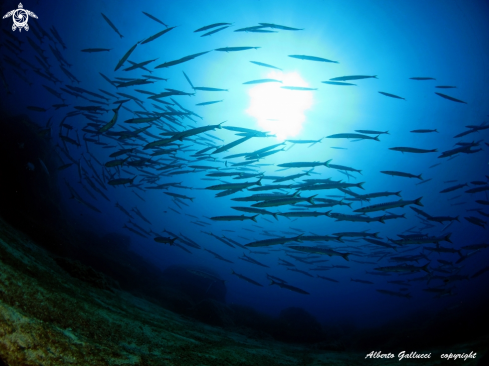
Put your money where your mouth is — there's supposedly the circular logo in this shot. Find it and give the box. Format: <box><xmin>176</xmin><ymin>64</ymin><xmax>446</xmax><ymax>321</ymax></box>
<box><xmin>13</xmin><ymin>9</ymin><xmax>28</xmax><ymax>28</ymax></box>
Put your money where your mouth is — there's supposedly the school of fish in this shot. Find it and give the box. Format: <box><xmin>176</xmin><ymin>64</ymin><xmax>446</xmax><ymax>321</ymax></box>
<box><xmin>1</xmin><ymin>12</ymin><xmax>488</xmax><ymax>299</ymax></box>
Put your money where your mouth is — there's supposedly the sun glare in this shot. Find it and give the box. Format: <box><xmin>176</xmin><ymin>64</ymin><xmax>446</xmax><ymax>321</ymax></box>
<box><xmin>246</xmin><ymin>71</ymin><xmax>314</xmax><ymax>140</ymax></box>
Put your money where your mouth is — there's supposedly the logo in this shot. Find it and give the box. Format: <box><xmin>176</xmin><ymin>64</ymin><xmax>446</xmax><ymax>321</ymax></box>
<box><xmin>2</xmin><ymin>3</ymin><xmax>38</xmax><ymax>32</ymax></box>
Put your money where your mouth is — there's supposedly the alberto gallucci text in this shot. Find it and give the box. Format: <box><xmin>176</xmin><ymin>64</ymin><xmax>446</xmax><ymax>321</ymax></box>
<box><xmin>366</xmin><ymin>351</ymin><xmax>431</xmax><ymax>361</ymax></box>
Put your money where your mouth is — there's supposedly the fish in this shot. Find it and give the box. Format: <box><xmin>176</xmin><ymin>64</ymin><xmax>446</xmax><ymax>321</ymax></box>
<box><xmin>215</xmin><ymin>47</ymin><xmax>261</xmax><ymax>52</ymax></box>
<box><xmin>249</xmin><ymin>61</ymin><xmax>282</xmax><ymax>70</ymax></box>
<box><xmin>435</xmin><ymin>92</ymin><xmax>467</xmax><ymax>104</ymax></box>
<box><xmin>141</xmin><ymin>27</ymin><xmax>176</xmax><ymax>44</ymax></box>
<box><xmin>231</xmin><ymin>207</ymin><xmax>278</xmax><ymax>220</ymax></box>
<box><xmin>465</xmin><ymin>186</ymin><xmax>489</xmax><ymax>194</ymax></box>
<box><xmin>124</xmin><ymin>59</ymin><xmax>158</xmax><ymax>72</ymax></box>
<box><xmin>193</xmin><ymin>87</ymin><xmax>228</xmax><ymax>92</ymax></box>
<box><xmin>374</xmin><ymin>264</ymin><xmax>430</xmax><ymax>273</ymax></box>
<box><xmin>243</xmin><ymin>79</ymin><xmax>282</xmax><ymax>84</ymax></box>
<box><xmin>245</xmin><ymin>235</ymin><xmax>303</xmax><ymax>248</ymax></box>
<box><xmin>201</xmin><ymin>26</ymin><xmax>230</xmax><ymax>37</ymax></box>
<box><xmin>330</xmin><ymin>75</ymin><xmax>377</xmax><ymax>81</ymax></box>
<box><xmin>389</xmin><ymin>147</ymin><xmax>437</xmax><ymax>154</ymax></box>
<box><xmin>354</xmin><ymin>197</ymin><xmax>423</xmax><ymax>213</ymax></box>
<box><xmin>288</xmin><ymin>54</ymin><xmax>338</xmax><ymax>63</ymax></box>
<box><xmin>381</xmin><ymin>171</ymin><xmax>423</xmax><ymax>180</ymax></box>
<box><xmin>410</xmin><ymin>129</ymin><xmax>438</xmax><ymax>133</ymax></box>
<box><xmin>327</xmin><ymin>133</ymin><xmax>380</xmax><ymax>141</ymax></box>
<box><xmin>26</xmin><ymin>105</ymin><xmax>50</xmax><ymax>114</ymax></box>
<box><xmin>114</xmin><ymin>42</ymin><xmax>139</xmax><ymax>71</ymax></box>
<box><xmin>142</xmin><ymin>11</ymin><xmax>168</xmax><ymax>27</ymax></box>
<box><xmin>108</xmin><ymin>176</ymin><xmax>136</xmax><ymax>186</ymax></box>
<box><xmin>259</xmin><ymin>23</ymin><xmax>303</xmax><ymax>31</ymax></box>
<box><xmin>287</xmin><ymin>268</ymin><xmax>313</xmax><ymax>277</ymax></box>
<box><xmin>50</xmin><ymin>26</ymin><xmax>66</xmax><ymax>49</ymax></box>
<box><xmin>154</xmin><ymin>236</ymin><xmax>178</xmax><ymax>245</ymax></box>
<box><xmin>196</xmin><ymin>100</ymin><xmax>223</xmax><ymax>106</ymax></box>
<box><xmin>472</xmin><ymin>266</ymin><xmax>489</xmax><ymax>279</ymax></box>
<box><xmin>410</xmin><ymin>77</ymin><xmax>436</xmax><ymax>80</ymax></box>
<box><xmin>251</xmin><ymin>194</ymin><xmax>317</xmax><ymax>208</ymax></box>
<box><xmin>355</xmin><ymin>130</ymin><xmax>389</xmax><ymax>135</ymax></box>
<box><xmin>211</xmin><ymin>215</ymin><xmax>258</xmax><ymax>222</ymax></box>
<box><xmin>440</xmin><ymin>183</ymin><xmax>467</xmax><ymax>194</ymax></box>
<box><xmin>98</xmin><ymin>103</ymin><xmax>124</xmax><ymax>134</ymax></box>
<box><xmin>69</xmin><ymin>193</ymin><xmax>101</xmax><ymax>213</ymax></box>
<box><xmin>101</xmin><ymin>13</ymin><xmax>124</xmax><ymax>38</ymax></box>
<box><xmin>231</xmin><ymin>270</ymin><xmax>263</xmax><ymax>287</ymax></box>
<box><xmin>280</xmin><ymin>86</ymin><xmax>316</xmax><ymax>91</ymax></box>
<box><xmin>288</xmin><ymin>246</ymin><xmax>351</xmax><ymax>261</ymax></box>
<box><xmin>465</xmin><ymin>216</ymin><xmax>486</xmax><ymax>228</ymax></box>
<box><xmin>322</xmin><ymin>81</ymin><xmax>356</xmax><ymax>86</ymax></box>
<box><xmin>351</xmin><ymin>278</ymin><xmax>374</xmax><ymax>285</ymax></box>
<box><xmin>378</xmin><ymin>91</ymin><xmax>405</xmax><ymax>100</ymax></box>
<box><xmin>390</xmin><ymin>233</ymin><xmax>452</xmax><ymax>245</ymax></box>
<box><xmin>194</xmin><ymin>23</ymin><xmax>232</xmax><ymax>32</ymax></box>
<box><xmin>155</xmin><ymin>51</ymin><xmax>210</xmax><ymax>69</ymax></box>
<box><xmin>270</xmin><ymin>280</ymin><xmax>309</xmax><ymax>294</ymax></box>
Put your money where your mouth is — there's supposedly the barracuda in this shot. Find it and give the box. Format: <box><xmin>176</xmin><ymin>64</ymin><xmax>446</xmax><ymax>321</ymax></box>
<box><xmin>354</xmin><ymin>197</ymin><xmax>422</xmax><ymax>213</ymax></box>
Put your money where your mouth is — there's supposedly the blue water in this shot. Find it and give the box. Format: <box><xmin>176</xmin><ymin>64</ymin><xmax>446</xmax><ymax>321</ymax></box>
<box><xmin>1</xmin><ymin>0</ymin><xmax>488</xmax><ymax>334</ymax></box>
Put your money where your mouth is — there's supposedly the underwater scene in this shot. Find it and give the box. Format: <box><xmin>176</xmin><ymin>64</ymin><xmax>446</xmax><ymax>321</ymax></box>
<box><xmin>0</xmin><ymin>0</ymin><xmax>488</xmax><ymax>364</ymax></box>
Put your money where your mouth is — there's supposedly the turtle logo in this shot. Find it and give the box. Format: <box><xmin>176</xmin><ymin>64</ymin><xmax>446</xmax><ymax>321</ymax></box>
<box><xmin>3</xmin><ymin>3</ymin><xmax>38</xmax><ymax>32</ymax></box>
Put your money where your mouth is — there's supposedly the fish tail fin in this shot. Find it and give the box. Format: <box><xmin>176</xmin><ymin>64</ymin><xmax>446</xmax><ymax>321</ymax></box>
<box><xmin>374</xmin><ymin>135</ymin><xmax>380</xmax><ymax>141</ymax></box>
<box><xmin>231</xmin><ymin>269</ymin><xmax>235</xmax><ymax>275</ymax></box>
<box><xmin>270</xmin><ymin>280</ymin><xmax>277</xmax><ymax>286</ymax></box>
<box><xmin>432</xmin><ymin>149</ymin><xmax>438</xmax><ymax>152</ymax></box>
<box><xmin>342</xmin><ymin>253</ymin><xmax>351</xmax><ymax>261</ymax></box>
<box><xmin>415</xmin><ymin>197</ymin><xmax>423</xmax><ymax>206</ymax></box>
<box><xmin>272</xmin><ymin>213</ymin><xmax>279</xmax><ymax>221</ymax></box>
<box><xmin>379</xmin><ymin>216</ymin><xmax>385</xmax><ymax>224</ymax></box>
<box><xmin>307</xmin><ymin>195</ymin><xmax>317</xmax><ymax>204</ymax></box>
<box><xmin>435</xmin><ymin>129</ymin><xmax>438</xmax><ymax>133</ymax></box>
<box><xmin>421</xmin><ymin>263</ymin><xmax>430</xmax><ymax>273</ymax></box>
<box><xmin>357</xmin><ymin>182</ymin><xmax>365</xmax><ymax>190</ymax></box>
<box><xmin>257</xmin><ymin>178</ymin><xmax>262</xmax><ymax>186</ymax></box>
<box><xmin>396</xmin><ymin>191</ymin><xmax>402</xmax><ymax>196</ymax></box>
<box><xmin>373</xmin><ymin>75</ymin><xmax>378</xmax><ymax>79</ymax></box>
<box><xmin>251</xmin><ymin>215</ymin><xmax>258</xmax><ymax>222</ymax></box>
<box><xmin>418</xmin><ymin>174</ymin><xmax>423</xmax><ymax>180</ymax></box>
<box><xmin>346</xmin><ymin>202</ymin><xmax>352</xmax><ymax>208</ymax></box>
<box><xmin>445</xmin><ymin>233</ymin><xmax>452</xmax><ymax>243</ymax></box>
<box><xmin>324</xmin><ymin>159</ymin><xmax>332</xmax><ymax>167</ymax></box>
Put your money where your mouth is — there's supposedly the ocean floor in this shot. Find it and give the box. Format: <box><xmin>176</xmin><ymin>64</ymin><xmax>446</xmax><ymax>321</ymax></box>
<box><xmin>0</xmin><ymin>216</ymin><xmax>486</xmax><ymax>366</ymax></box>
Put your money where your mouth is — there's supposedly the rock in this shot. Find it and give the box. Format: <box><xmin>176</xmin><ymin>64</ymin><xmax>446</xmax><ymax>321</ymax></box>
<box><xmin>274</xmin><ymin>307</ymin><xmax>325</xmax><ymax>343</ymax></box>
<box><xmin>190</xmin><ymin>299</ymin><xmax>234</xmax><ymax>327</ymax></box>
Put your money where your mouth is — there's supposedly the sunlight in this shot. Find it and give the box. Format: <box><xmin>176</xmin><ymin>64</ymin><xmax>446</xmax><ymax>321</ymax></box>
<box><xmin>246</xmin><ymin>71</ymin><xmax>314</xmax><ymax>141</ymax></box>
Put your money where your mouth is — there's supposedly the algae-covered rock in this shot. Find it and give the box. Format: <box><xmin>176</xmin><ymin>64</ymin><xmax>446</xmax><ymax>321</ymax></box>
<box><xmin>54</xmin><ymin>257</ymin><xmax>120</xmax><ymax>292</ymax></box>
<box><xmin>161</xmin><ymin>265</ymin><xmax>227</xmax><ymax>304</ymax></box>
